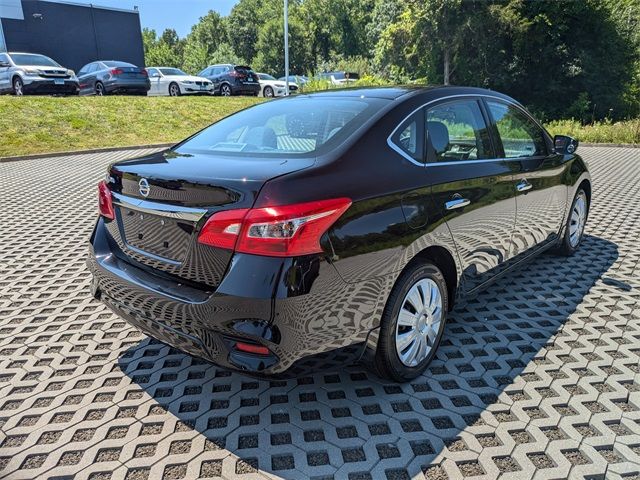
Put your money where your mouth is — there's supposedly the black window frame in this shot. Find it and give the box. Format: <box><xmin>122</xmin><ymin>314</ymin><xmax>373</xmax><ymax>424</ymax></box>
<box><xmin>424</xmin><ymin>97</ymin><xmax>497</xmax><ymax>164</ymax></box>
<box><xmin>482</xmin><ymin>98</ymin><xmax>551</xmax><ymax>159</ymax></box>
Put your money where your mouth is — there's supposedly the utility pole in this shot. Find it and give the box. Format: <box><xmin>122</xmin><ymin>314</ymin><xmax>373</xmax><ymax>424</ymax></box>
<box><xmin>284</xmin><ymin>0</ymin><xmax>289</xmax><ymax>95</ymax></box>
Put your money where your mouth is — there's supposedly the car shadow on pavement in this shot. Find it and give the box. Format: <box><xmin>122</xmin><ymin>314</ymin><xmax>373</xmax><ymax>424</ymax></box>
<box><xmin>117</xmin><ymin>234</ymin><xmax>619</xmax><ymax>479</ymax></box>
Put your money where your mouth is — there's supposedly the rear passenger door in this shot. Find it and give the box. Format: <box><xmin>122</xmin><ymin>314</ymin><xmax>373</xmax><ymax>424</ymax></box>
<box><xmin>427</xmin><ymin>98</ymin><xmax>518</xmax><ymax>293</ymax></box>
<box><xmin>484</xmin><ymin>99</ymin><xmax>568</xmax><ymax>257</ymax></box>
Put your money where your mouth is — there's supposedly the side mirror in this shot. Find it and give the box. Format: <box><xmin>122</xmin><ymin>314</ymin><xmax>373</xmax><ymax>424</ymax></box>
<box><xmin>554</xmin><ymin>135</ymin><xmax>579</xmax><ymax>154</ymax></box>
<box><xmin>150</xmin><ymin>73</ymin><xmax>160</xmax><ymax>78</ymax></box>
<box><xmin>0</xmin><ymin>61</ymin><xmax>10</xmax><ymax>68</ymax></box>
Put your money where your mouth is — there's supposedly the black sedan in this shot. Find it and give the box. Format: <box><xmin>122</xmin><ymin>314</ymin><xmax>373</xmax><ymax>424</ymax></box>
<box><xmin>88</xmin><ymin>86</ymin><xmax>590</xmax><ymax>381</ymax></box>
<box><xmin>77</xmin><ymin>61</ymin><xmax>150</xmax><ymax>96</ymax></box>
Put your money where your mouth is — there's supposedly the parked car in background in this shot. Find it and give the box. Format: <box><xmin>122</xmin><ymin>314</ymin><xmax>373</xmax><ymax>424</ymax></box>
<box><xmin>88</xmin><ymin>86</ymin><xmax>590</xmax><ymax>382</ymax></box>
<box><xmin>318</xmin><ymin>71</ymin><xmax>360</xmax><ymax>86</ymax></box>
<box><xmin>0</xmin><ymin>52</ymin><xmax>79</xmax><ymax>96</ymax></box>
<box><xmin>146</xmin><ymin>67</ymin><xmax>213</xmax><ymax>96</ymax></box>
<box><xmin>256</xmin><ymin>73</ymin><xmax>292</xmax><ymax>97</ymax></box>
<box><xmin>77</xmin><ymin>61</ymin><xmax>150</xmax><ymax>96</ymax></box>
<box><xmin>197</xmin><ymin>64</ymin><xmax>260</xmax><ymax>96</ymax></box>
<box><xmin>279</xmin><ymin>75</ymin><xmax>309</xmax><ymax>88</ymax></box>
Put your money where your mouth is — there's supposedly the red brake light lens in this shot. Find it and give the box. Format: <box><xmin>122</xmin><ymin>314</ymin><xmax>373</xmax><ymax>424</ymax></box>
<box><xmin>235</xmin><ymin>342</ymin><xmax>270</xmax><ymax>355</ymax></box>
<box><xmin>98</xmin><ymin>181</ymin><xmax>115</xmax><ymax>220</ymax></box>
<box><xmin>198</xmin><ymin>198</ymin><xmax>351</xmax><ymax>257</ymax></box>
<box><xmin>197</xmin><ymin>208</ymin><xmax>249</xmax><ymax>250</ymax></box>
<box><xmin>110</xmin><ymin>68</ymin><xmax>123</xmax><ymax>76</ymax></box>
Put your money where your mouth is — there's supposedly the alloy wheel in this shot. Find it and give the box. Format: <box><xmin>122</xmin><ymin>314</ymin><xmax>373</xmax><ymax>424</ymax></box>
<box><xmin>169</xmin><ymin>84</ymin><xmax>180</xmax><ymax>96</ymax></box>
<box><xmin>264</xmin><ymin>86</ymin><xmax>274</xmax><ymax>98</ymax></box>
<box><xmin>221</xmin><ymin>85</ymin><xmax>231</xmax><ymax>96</ymax></box>
<box><xmin>395</xmin><ymin>278</ymin><xmax>444</xmax><ymax>367</ymax></box>
<box><xmin>13</xmin><ymin>78</ymin><xmax>23</xmax><ymax>96</ymax></box>
<box><xmin>569</xmin><ymin>191</ymin><xmax>587</xmax><ymax>247</ymax></box>
<box><xmin>95</xmin><ymin>83</ymin><xmax>104</xmax><ymax>96</ymax></box>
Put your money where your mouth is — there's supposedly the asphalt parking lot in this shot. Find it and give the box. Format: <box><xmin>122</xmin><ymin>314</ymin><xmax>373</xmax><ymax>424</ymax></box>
<box><xmin>0</xmin><ymin>146</ymin><xmax>639</xmax><ymax>480</ymax></box>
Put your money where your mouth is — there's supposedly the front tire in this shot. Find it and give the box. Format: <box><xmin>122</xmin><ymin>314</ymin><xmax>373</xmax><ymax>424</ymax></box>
<box><xmin>556</xmin><ymin>188</ymin><xmax>588</xmax><ymax>256</ymax></box>
<box><xmin>375</xmin><ymin>262</ymin><xmax>448</xmax><ymax>382</ymax></box>
<box><xmin>13</xmin><ymin>77</ymin><xmax>24</xmax><ymax>96</ymax></box>
<box><xmin>220</xmin><ymin>84</ymin><xmax>231</xmax><ymax>96</ymax></box>
<box><xmin>95</xmin><ymin>82</ymin><xmax>106</xmax><ymax>96</ymax></box>
<box><xmin>169</xmin><ymin>82</ymin><xmax>181</xmax><ymax>97</ymax></box>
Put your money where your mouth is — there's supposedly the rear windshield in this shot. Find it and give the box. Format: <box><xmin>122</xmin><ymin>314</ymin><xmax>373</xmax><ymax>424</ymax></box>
<box><xmin>103</xmin><ymin>61</ymin><xmax>135</xmax><ymax>68</ymax></box>
<box><xmin>176</xmin><ymin>97</ymin><xmax>387</xmax><ymax>157</ymax></box>
<box><xmin>11</xmin><ymin>54</ymin><xmax>60</xmax><ymax>67</ymax></box>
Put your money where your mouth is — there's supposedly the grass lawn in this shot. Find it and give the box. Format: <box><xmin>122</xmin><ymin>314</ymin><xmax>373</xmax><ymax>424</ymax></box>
<box><xmin>0</xmin><ymin>95</ymin><xmax>637</xmax><ymax>158</ymax></box>
<box><xmin>0</xmin><ymin>96</ymin><xmax>263</xmax><ymax>158</ymax></box>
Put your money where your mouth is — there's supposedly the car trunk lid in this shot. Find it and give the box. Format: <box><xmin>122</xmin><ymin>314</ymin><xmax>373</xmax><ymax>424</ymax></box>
<box><xmin>105</xmin><ymin>149</ymin><xmax>314</xmax><ymax>287</ymax></box>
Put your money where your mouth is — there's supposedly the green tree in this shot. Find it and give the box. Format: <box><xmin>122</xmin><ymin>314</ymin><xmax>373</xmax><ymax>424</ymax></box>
<box><xmin>253</xmin><ymin>15</ymin><xmax>312</xmax><ymax>75</ymax></box>
<box><xmin>227</xmin><ymin>0</ymin><xmax>271</xmax><ymax>64</ymax></box>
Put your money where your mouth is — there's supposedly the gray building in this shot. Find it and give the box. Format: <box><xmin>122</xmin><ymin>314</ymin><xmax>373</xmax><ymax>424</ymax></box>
<box><xmin>0</xmin><ymin>0</ymin><xmax>145</xmax><ymax>71</ymax></box>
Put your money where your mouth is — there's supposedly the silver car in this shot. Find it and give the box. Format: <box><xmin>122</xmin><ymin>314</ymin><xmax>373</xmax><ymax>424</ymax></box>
<box><xmin>0</xmin><ymin>52</ymin><xmax>79</xmax><ymax>96</ymax></box>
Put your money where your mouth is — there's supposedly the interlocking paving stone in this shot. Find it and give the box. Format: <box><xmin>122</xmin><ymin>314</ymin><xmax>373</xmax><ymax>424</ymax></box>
<box><xmin>1</xmin><ymin>146</ymin><xmax>640</xmax><ymax>479</ymax></box>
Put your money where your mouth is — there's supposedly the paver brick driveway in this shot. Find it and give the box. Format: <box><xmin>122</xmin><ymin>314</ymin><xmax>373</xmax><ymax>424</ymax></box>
<box><xmin>0</xmin><ymin>146</ymin><xmax>639</xmax><ymax>480</ymax></box>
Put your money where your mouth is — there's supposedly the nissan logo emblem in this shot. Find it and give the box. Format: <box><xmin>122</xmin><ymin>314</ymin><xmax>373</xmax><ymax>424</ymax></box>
<box><xmin>139</xmin><ymin>178</ymin><xmax>150</xmax><ymax>197</ymax></box>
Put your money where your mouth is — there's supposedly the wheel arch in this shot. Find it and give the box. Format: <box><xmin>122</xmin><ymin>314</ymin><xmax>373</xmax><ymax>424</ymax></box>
<box><xmin>403</xmin><ymin>245</ymin><xmax>458</xmax><ymax>311</ymax></box>
<box><xmin>578</xmin><ymin>178</ymin><xmax>591</xmax><ymax>207</ymax></box>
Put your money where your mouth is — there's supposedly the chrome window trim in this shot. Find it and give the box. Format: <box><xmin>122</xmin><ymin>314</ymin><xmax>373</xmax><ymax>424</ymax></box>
<box><xmin>111</xmin><ymin>192</ymin><xmax>207</xmax><ymax>223</ymax></box>
<box><xmin>386</xmin><ymin>93</ymin><xmax>548</xmax><ymax>167</ymax></box>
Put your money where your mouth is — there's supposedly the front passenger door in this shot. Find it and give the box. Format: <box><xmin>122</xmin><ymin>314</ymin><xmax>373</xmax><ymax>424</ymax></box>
<box><xmin>427</xmin><ymin>98</ymin><xmax>518</xmax><ymax>293</ymax></box>
<box><xmin>485</xmin><ymin>100</ymin><xmax>568</xmax><ymax>257</ymax></box>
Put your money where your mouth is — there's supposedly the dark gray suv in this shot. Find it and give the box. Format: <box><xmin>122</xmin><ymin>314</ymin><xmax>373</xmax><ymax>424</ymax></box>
<box><xmin>197</xmin><ymin>64</ymin><xmax>260</xmax><ymax>96</ymax></box>
<box><xmin>0</xmin><ymin>52</ymin><xmax>79</xmax><ymax>95</ymax></box>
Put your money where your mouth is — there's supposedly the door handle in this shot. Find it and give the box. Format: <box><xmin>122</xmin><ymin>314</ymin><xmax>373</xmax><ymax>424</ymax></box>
<box><xmin>445</xmin><ymin>197</ymin><xmax>471</xmax><ymax>211</ymax></box>
<box><xmin>516</xmin><ymin>179</ymin><xmax>533</xmax><ymax>192</ymax></box>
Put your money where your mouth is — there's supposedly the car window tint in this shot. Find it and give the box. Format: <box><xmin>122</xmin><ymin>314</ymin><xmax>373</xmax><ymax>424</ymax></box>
<box><xmin>389</xmin><ymin>110</ymin><xmax>424</xmax><ymax>162</ymax></box>
<box><xmin>177</xmin><ymin>98</ymin><xmax>385</xmax><ymax>157</ymax></box>
<box><xmin>426</xmin><ymin>99</ymin><xmax>493</xmax><ymax>162</ymax></box>
<box><xmin>487</xmin><ymin>100</ymin><xmax>547</xmax><ymax>158</ymax></box>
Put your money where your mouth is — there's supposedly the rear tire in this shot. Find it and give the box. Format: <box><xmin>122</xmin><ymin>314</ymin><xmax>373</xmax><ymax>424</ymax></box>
<box><xmin>12</xmin><ymin>77</ymin><xmax>24</xmax><ymax>96</ymax></box>
<box><xmin>169</xmin><ymin>82</ymin><xmax>181</xmax><ymax>97</ymax></box>
<box><xmin>375</xmin><ymin>262</ymin><xmax>448</xmax><ymax>382</ymax></box>
<box><xmin>95</xmin><ymin>82</ymin><xmax>106</xmax><ymax>96</ymax></box>
<box><xmin>264</xmin><ymin>86</ymin><xmax>274</xmax><ymax>98</ymax></box>
<box><xmin>556</xmin><ymin>188</ymin><xmax>588</xmax><ymax>256</ymax></box>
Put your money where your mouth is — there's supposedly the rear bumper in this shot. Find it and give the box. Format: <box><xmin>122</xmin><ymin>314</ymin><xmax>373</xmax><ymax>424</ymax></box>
<box><xmin>22</xmin><ymin>78</ymin><xmax>79</xmax><ymax>95</ymax></box>
<box><xmin>231</xmin><ymin>82</ymin><xmax>260</xmax><ymax>95</ymax></box>
<box><xmin>87</xmin><ymin>218</ymin><xmax>378</xmax><ymax>376</ymax></box>
<box><xmin>105</xmin><ymin>79</ymin><xmax>150</xmax><ymax>94</ymax></box>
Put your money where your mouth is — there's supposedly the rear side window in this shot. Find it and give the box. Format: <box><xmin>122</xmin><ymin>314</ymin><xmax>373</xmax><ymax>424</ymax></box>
<box><xmin>426</xmin><ymin>99</ymin><xmax>493</xmax><ymax>162</ymax></box>
<box><xmin>486</xmin><ymin>100</ymin><xmax>547</xmax><ymax>158</ymax></box>
<box><xmin>177</xmin><ymin>97</ymin><xmax>386</xmax><ymax>157</ymax></box>
<box><xmin>389</xmin><ymin>110</ymin><xmax>424</xmax><ymax>163</ymax></box>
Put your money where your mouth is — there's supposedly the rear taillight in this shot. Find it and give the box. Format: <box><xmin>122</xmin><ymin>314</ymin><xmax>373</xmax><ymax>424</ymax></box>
<box><xmin>235</xmin><ymin>342</ymin><xmax>270</xmax><ymax>355</ymax></box>
<box><xmin>98</xmin><ymin>181</ymin><xmax>115</xmax><ymax>220</ymax></box>
<box><xmin>141</xmin><ymin>69</ymin><xmax>148</xmax><ymax>77</ymax></box>
<box><xmin>110</xmin><ymin>68</ymin><xmax>123</xmax><ymax>76</ymax></box>
<box><xmin>198</xmin><ymin>198</ymin><xmax>351</xmax><ymax>257</ymax></box>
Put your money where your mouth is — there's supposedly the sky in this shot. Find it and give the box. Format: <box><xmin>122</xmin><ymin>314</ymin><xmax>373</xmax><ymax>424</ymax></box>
<box><xmin>68</xmin><ymin>0</ymin><xmax>238</xmax><ymax>37</ymax></box>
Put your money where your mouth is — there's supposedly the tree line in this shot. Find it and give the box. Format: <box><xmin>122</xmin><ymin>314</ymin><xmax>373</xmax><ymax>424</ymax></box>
<box><xmin>142</xmin><ymin>0</ymin><xmax>640</xmax><ymax>121</ymax></box>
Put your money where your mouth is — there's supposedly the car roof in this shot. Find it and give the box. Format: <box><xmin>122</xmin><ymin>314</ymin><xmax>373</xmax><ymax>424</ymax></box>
<box><xmin>7</xmin><ymin>52</ymin><xmax>48</xmax><ymax>55</ymax></box>
<box><xmin>302</xmin><ymin>85</ymin><xmax>520</xmax><ymax>103</ymax></box>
